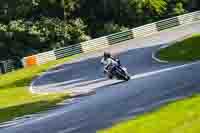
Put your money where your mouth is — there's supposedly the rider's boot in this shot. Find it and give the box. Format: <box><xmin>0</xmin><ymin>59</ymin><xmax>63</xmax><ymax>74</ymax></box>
<box><xmin>108</xmin><ymin>72</ymin><xmax>113</xmax><ymax>79</ymax></box>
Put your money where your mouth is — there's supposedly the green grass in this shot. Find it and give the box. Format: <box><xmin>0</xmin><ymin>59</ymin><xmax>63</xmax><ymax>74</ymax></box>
<box><xmin>0</xmin><ymin>54</ymin><xmax>80</xmax><ymax>123</ymax></box>
<box><xmin>98</xmin><ymin>95</ymin><xmax>200</xmax><ymax>133</ymax></box>
<box><xmin>157</xmin><ymin>34</ymin><xmax>200</xmax><ymax>62</ymax></box>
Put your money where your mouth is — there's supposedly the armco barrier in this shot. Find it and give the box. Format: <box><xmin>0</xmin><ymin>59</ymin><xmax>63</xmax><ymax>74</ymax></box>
<box><xmin>107</xmin><ymin>30</ymin><xmax>133</xmax><ymax>45</ymax></box>
<box><xmin>178</xmin><ymin>11</ymin><xmax>200</xmax><ymax>25</ymax></box>
<box><xmin>21</xmin><ymin>10</ymin><xmax>200</xmax><ymax>67</ymax></box>
<box><xmin>54</xmin><ymin>44</ymin><xmax>83</xmax><ymax>59</ymax></box>
<box><xmin>132</xmin><ymin>23</ymin><xmax>157</xmax><ymax>38</ymax></box>
<box><xmin>54</xmin><ymin>37</ymin><xmax>109</xmax><ymax>60</ymax></box>
<box><xmin>36</xmin><ymin>51</ymin><xmax>56</xmax><ymax>64</ymax></box>
<box><xmin>81</xmin><ymin>37</ymin><xmax>109</xmax><ymax>53</ymax></box>
<box><xmin>156</xmin><ymin>17</ymin><xmax>180</xmax><ymax>31</ymax></box>
<box><xmin>23</xmin><ymin>55</ymin><xmax>37</xmax><ymax>67</ymax></box>
<box><xmin>0</xmin><ymin>59</ymin><xmax>15</xmax><ymax>74</ymax></box>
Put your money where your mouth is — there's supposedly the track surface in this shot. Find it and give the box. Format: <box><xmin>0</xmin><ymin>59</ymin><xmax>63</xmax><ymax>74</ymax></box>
<box><xmin>1</xmin><ymin>22</ymin><xmax>200</xmax><ymax>133</ymax></box>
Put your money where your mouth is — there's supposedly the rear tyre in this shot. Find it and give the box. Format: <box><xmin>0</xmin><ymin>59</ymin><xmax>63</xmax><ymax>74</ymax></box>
<box><xmin>108</xmin><ymin>73</ymin><xmax>113</xmax><ymax>79</ymax></box>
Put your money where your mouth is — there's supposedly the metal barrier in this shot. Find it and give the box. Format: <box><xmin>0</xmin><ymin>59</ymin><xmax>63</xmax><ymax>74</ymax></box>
<box><xmin>54</xmin><ymin>44</ymin><xmax>83</xmax><ymax>59</ymax></box>
<box><xmin>178</xmin><ymin>11</ymin><xmax>200</xmax><ymax>25</ymax></box>
<box><xmin>0</xmin><ymin>59</ymin><xmax>15</xmax><ymax>74</ymax></box>
<box><xmin>156</xmin><ymin>17</ymin><xmax>180</xmax><ymax>31</ymax></box>
<box><xmin>36</xmin><ymin>51</ymin><xmax>57</xmax><ymax>64</ymax></box>
<box><xmin>81</xmin><ymin>37</ymin><xmax>109</xmax><ymax>53</ymax></box>
<box><xmin>107</xmin><ymin>30</ymin><xmax>133</xmax><ymax>45</ymax></box>
<box><xmin>21</xmin><ymin>10</ymin><xmax>200</xmax><ymax>67</ymax></box>
<box><xmin>132</xmin><ymin>23</ymin><xmax>157</xmax><ymax>38</ymax></box>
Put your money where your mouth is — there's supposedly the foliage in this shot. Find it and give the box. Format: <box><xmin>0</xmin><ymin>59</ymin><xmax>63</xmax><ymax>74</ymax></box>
<box><xmin>173</xmin><ymin>2</ymin><xmax>186</xmax><ymax>15</ymax></box>
<box><xmin>129</xmin><ymin>0</ymin><xmax>167</xmax><ymax>15</ymax></box>
<box><xmin>97</xmin><ymin>22</ymin><xmax>129</xmax><ymax>37</ymax></box>
<box><xmin>0</xmin><ymin>17</ymin><xmax>89</xmax><ymax>58</ymax></box>
<box><xmin>0</xmin><ymin>0</ymin><xmax>199</xmax><ymax>59</ymax></box>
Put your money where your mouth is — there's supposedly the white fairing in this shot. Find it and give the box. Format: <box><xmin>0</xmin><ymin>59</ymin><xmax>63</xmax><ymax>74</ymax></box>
<box><xmin>122</xmin><ymin>67</ymin><xmax>127</xmax><ymax>71</ymax></box>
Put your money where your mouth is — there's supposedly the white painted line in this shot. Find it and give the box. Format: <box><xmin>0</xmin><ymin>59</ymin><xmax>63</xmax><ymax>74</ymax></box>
<box><xmin>131</xmin><ymin>60</ymin><xmax>200</xmax><ymax>80</ymax></box>
<box><xmin>152</xmin><ymin>52</ymin><xmax>169</xmax><ymax>63</ymax></box>
<box><xmin>151</xmin><ymin>34</ymin><xmax>191</xmax><ymax>63</ymax></box>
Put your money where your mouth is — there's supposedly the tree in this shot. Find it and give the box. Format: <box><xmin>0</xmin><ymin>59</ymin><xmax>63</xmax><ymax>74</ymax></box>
<box><xmin>173</xmin><ymin>2</ymin><xmax>185</xmax><ymax>15</ymax></box>
<box><xmin>64</xmin><ymin>0</ymin><xmax>80</xmax><ymax>20</ymax></box>
<box><xmin>129</xmin><ymin>0</ymin><xmax>167</xmax><ymax>15</ymax></box>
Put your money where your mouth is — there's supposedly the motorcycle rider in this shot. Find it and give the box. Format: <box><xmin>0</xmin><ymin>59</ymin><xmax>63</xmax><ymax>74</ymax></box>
<box><xmin>101</xmin><ymin>52</ymin><xmax>121</xmax><ymax>79</ymax></box>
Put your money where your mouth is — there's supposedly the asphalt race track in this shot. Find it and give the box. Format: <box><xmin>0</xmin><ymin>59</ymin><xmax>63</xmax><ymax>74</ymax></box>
<box><xmin>1</xmin><ymin>22</ymin><xmax>200</xmax><ymax>133</ymax></box>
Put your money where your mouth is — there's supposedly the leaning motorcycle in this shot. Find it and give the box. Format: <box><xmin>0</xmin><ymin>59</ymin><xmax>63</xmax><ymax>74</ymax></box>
<box><xmin>104</xmin><ymin>65</ymin><xmax>130</xmax><ymax>81</ymax></box>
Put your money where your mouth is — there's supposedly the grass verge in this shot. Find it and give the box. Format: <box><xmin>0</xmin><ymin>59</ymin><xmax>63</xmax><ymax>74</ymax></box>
<box><xmin>0</xmin><ymin>54</ymin><xmax>80</xmax><ymax>123</ymax></box>
<box><xmin>98</xmin><ymin>95</ymin><xmax>200</xmax><ymax>133</ymax></box>
<box><xmin>157</xmin><ymin>34</ymin><xmax>200</xmax><ymax>62</ymax></box>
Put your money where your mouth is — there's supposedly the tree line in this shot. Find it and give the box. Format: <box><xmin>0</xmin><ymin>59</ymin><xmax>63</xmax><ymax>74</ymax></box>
<box><xmin>0</xmin><ymin>0</ymin><xmax>199</xmax><ymax>60</ymax></box>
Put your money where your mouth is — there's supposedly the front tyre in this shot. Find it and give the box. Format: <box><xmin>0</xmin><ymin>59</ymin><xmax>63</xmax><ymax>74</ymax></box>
<box><xmin>115</xmin><ymin>67</ymin><xmax>130</xmax><ymax>81</ymax></box>
<box><xmin>123</xmin><ymin>75</ymin><xmax>130</xmax><ymax>81</ymax></box>
<box><xmin>120</xmin><ymin>74</ymin><xmax>130</xmax><ymax>81</ymax></box>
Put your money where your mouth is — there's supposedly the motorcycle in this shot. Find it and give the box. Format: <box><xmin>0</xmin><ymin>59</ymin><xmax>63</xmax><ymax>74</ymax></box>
<box><xmin>104</xmin><ymin>64</ymin><xmax>130</xmax><ymax>81</ymax></box>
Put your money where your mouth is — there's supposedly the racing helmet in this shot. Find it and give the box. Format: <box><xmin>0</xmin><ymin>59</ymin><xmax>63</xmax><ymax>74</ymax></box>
<box><xmin>104</xmin><ymin>52</ymin><xmax>111</xmax><ymax>59</ymax></box>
